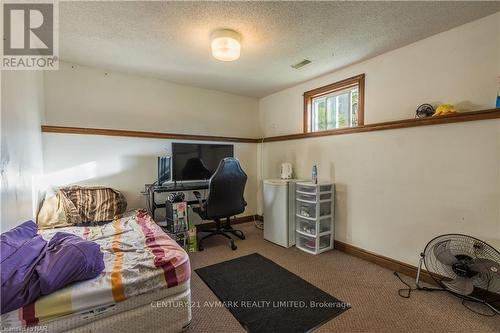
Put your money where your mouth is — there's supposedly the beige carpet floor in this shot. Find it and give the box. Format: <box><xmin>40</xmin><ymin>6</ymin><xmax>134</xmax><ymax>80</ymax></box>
<box><xmin>186</xmin><ymin>222</ymin><xmax>499</xmax><ymax>333</ymax></box>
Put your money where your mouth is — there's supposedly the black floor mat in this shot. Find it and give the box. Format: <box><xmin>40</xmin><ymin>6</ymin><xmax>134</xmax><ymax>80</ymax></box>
<box><xmin>195</xmin><ymin>253</ymin><xmax>350</xmax><ymax>333</ymax></box>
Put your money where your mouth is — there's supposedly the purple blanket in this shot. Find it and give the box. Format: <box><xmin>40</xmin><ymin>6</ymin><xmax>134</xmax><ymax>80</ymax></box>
<box><xmin>1</xmin><ymin>221</ymin><xmax>105</xmax><ymax>314</ymax></box>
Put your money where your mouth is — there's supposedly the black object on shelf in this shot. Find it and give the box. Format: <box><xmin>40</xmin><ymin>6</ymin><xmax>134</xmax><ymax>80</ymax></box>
<box><xmin>415</xmin><ymin>104</ymin><xmax>435</xmax><ymax>118</ymax></box>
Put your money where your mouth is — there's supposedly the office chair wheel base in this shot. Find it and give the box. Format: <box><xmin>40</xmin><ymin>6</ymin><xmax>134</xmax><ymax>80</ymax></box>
<box><xmin>230</xmin><ymin>242</ymin><xmax>237</xmax><ymax>251</ymax></box>
<box><xmin>228</xmin><ymin>229</ymin><xmax>245</xmax><ymax>240</ymax></box>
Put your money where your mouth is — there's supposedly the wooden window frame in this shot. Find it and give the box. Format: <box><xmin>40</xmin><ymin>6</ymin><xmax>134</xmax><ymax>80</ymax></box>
<box><xmin>303</xmin><ymin>73</ymin><xmax>365</xmax><ymax>133</ymax></box>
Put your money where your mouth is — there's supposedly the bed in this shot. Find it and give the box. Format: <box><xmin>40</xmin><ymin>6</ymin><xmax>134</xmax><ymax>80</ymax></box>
<box><xmin>1</xmin><ymin>209</ymin><xmax>192</xmax><ymax>332</ymax></box>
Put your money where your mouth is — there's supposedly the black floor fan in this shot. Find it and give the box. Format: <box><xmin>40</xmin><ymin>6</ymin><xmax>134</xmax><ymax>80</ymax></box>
<box><xmin>416</xmin><ymin>234</ymin><xmax>500</xmax><ymax>315</ymax></box>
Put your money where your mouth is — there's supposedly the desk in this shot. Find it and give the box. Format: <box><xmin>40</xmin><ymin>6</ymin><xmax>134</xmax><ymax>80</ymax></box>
<box><xmin>144</xmin><ymin>182</ymin><xmax>209</xmax><ymax>221</ymax></box>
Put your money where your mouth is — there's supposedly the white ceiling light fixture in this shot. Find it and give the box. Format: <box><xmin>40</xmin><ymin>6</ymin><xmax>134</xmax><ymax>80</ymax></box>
<box><xmin>211</xmin><ymin>29</ymin><xmax>241</xmax><ymax>62</ymax></box>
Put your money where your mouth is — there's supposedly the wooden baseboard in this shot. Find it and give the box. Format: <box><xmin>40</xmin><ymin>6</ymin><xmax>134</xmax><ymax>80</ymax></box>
<box><xmin>235</xmin><ymin>215</ymin><xmax>259</xmax><ymax>224</ymax></box>
<box><xmin>196</xmin><ymin>214</ymin><xmax>257</xmax><ymax>230</ymax></box>
<box><xmin>333</xmin><ymin>240</ymin><xmax>436</xmax><ymax>285</ymax></box>
<box><xmin>254</xmin><ymin>215</ymin><xmax>435</xmax><ymax>284</ymax></box>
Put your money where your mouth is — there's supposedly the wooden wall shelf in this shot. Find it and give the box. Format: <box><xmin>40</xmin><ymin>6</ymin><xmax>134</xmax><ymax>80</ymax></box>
<box><xmin>41</xmin><ymin>125</ymin><xmax>260</xmax><ymax>143</ymax></box>
<box><xmin>262</xmin><ymin>108</ymin><xmax>500</xmax><ymax>142</ymax></box>
<box><xmin>41</xmin><ymin>109</ymin><xmax>500</xmax><ymax>144</ymax></box>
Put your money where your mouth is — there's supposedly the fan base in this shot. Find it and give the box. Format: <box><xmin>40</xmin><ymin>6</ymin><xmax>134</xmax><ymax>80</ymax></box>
<box><xmin>415</xmin><ymin>255</ymin><xmax>500</xmax><ymax>316</ymax></box>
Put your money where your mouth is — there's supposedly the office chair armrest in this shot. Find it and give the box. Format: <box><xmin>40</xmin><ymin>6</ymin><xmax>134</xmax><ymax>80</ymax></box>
<box><xmin>193</xmin><ymin>191</ymin><xmax>205</xmax><ymax>211</ymax></box>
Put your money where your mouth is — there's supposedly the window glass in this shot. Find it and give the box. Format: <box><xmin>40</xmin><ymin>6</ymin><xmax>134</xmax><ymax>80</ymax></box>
<box><xmin>310</xmin><ymin>86</ymin><xmax>359</xmax><ymax>131</ymax></box>
<box><xmin>305</xmin><ymin>74</ymin><xmax>364</xmax><ymax>133</ymax></box>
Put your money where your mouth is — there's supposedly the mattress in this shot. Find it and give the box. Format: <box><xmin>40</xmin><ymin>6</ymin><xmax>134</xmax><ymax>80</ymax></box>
<box><xmin>20</xmin><ymin>280</ymin><xmax>191</xmax><ymax>333</ymax></box>
<box><xmin>1</xmin><ymin>209</ymin><xmax>191</xmax><ymax>330</ymax></box>
<box><xmin>71</xmin><ymin>285</ymin><xmax>192</xmax><ymax>333</ymax></box>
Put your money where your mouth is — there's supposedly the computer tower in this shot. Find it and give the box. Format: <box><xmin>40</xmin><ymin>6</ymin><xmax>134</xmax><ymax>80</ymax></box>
<box><xmin>165</xmin><ymin>201</ymin><xmax>187</xmax><ymax>233</ymax></box>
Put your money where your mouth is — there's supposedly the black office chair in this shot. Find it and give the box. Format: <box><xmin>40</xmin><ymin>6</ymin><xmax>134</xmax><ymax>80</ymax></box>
<box><xmin>193</xmin><ymin>157</ymin><xmax>247</xmax><ymax>251</ymax></box>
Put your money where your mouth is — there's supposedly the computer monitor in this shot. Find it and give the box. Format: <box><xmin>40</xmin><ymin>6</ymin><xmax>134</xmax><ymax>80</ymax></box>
<box><xmin>172</xmin><ymin>143</ymin><xmax>234</xmax><ymax>182</ymax></box>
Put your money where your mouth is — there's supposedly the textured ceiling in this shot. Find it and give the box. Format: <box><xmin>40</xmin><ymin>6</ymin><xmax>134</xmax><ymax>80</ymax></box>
<box><xmin>59</xmin><ymin>1</ymin><xmax>499</xmax><ymax>98</ymax></box>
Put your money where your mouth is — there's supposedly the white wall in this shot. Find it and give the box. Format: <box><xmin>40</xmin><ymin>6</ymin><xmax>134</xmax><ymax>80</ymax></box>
<box><xmin>260</xmin><ymin>13</ymin><xmax>500</xmax><ymax>137</ymax></box>
<box><xmin>42</xmin><ymin>133</ymin><xmax>258</xmax><ymax>219</ymax></box>
<box><xmin>45</xmin><ymin>62</ymin><xmax>260</xmax><ymax>138</ymax></box>
<box><xmin>260</xmin><ymin>121</ymin><xmax>500</xmax><ymax>264</ymax></box>
<box><xmin>1</xmin><ymin>71</ymin><xmax>45</xmax><ymax>232</ymax></box>
<box><xmin>42</xmin><ymin>63</ymin><xmax>259</xmax><ymax>216</ymax></box>
<box><xmin>258</xmin><ymin>13</ymin><xmax>500</xmax><ymax>265</ymax></box>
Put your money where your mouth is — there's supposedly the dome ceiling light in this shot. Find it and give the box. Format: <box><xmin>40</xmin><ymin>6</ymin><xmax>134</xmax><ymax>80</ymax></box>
<box><xmin>211</xmin><ymin>29</ymin><xmax>241</xmax><ymax>62</ymax></box>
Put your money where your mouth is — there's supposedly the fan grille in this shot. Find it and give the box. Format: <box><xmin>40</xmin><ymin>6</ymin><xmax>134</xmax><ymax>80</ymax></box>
<box><xmin>423</xmin><ymin>234</ymin><xmax>500</xmax><ymax>298</ymax></box>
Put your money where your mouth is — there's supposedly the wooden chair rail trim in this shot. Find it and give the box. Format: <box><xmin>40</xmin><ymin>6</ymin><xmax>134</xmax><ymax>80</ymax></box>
<box><xmin>41</xmin><ymin>125</ymin><xmax>260</xmax><ymax>143</ymax></box>
<box><xmin>42</xmin><ymin>109</ymin><xmax>500</xmax><ymax>144</ymax></box>
<box><xmin>264</xmin><ymin>108</ymin><xmax>500</xmax><ymax>143</ymax></box>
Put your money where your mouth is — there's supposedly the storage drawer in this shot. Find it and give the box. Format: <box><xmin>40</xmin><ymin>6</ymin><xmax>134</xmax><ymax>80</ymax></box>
<box><xmin>296</xmin><ymin>192</ymin><xmax>317</xmax><ymax>202</ymax></box>
<box><xmin>296</xmin><ymin>216</ymin><xmax>331</xmax><ymax>236</ymax></box>
<box><xmin>297</xmin><ymin>233</ymin><xmax>332</xmax><ymax>251</ymax></box>
<box><xmin>296</xmin><ymin>201</ymin><xmax>331</xmax><ymax>219</ymax></box>
<box><xmin>319</xmin><ymin>184</ymin><xmax>333</xmax><ymax>192</ymax></box>
<box><xmin>296</xmin><ymin>217</ymin><xmax>316</xmax><ymax>236</ymax></box>
<box><xmin>319</xmin><ymin>192</ymin><xmax>332</xmax><ymax>201</ymax></box>
<box><xmin>297</xmin><ymin>192</ymin><xmax>331</xmax><ymax>202</ymax></box>
<box><xmin>297</xmin><ymin>233</ymin><xmax>317</xmax><ymax>251</ymax></box>
<box><xmin>296</xmin><ymin>183</ymin><xmax>316</xmax><ymax>194</ymax></box>
<box><xmin>319</xmin><ymin>201</ymin><xmax>332</xmax><ymax>217</ymax></box>
<box><xmin>319</xmin><ymin>217</ymin><xmax>332</xmax><ymax>234</ymax></box>
<box><xmin>297</xmin><ymin>183</ymin><xmax>333</xmax><ymax>194</ymax></box>
<box><xmin>296</xmin><ymin>201</ymin><xmax>316</xmax><ymax>219</ymax></box>
<box><xmin>319</xmin><ymin>234</ymin><xmax>332</xmax><ymax>250</ymax></box>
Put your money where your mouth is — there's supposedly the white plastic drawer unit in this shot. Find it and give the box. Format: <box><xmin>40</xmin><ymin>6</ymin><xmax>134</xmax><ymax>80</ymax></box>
<box><xmin>295</xmin><ymin>181</ymin><xmax>334</xmax><ymax>255</ymax></box>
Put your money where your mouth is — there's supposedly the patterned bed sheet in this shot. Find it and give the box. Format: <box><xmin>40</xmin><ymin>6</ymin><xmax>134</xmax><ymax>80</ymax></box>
<box><xmin>1</xmin><ymin>209</ymin><xmax>191</xmax><ymax>328</ymax></box>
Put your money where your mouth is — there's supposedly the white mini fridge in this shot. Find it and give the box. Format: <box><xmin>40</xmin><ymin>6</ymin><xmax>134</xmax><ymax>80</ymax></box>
<box><xmin>263</xmin><ymin>179</ymin><xmax>299</xmax><ymax>247</ymax></box>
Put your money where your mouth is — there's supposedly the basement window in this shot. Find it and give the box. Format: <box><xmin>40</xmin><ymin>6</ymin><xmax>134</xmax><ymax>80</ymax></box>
<box><xmin>304</xmin><ymin>74</ymin><xmax>365</xmax><ymax>133</ymax></box>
